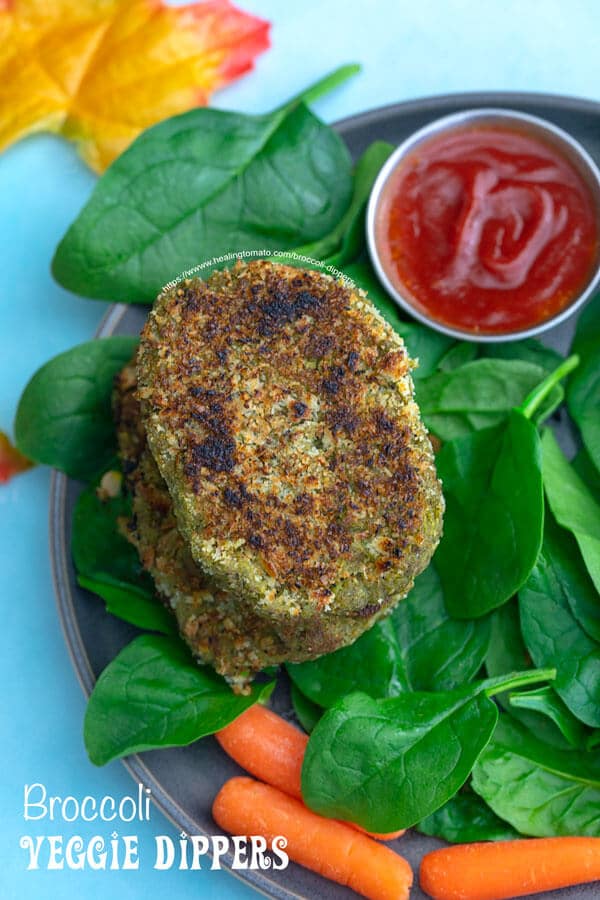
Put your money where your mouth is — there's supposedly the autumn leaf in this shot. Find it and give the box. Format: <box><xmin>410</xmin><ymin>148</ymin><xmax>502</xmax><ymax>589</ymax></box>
<box><xmin>0</xmin><ymin>431</ymin><xmax>33</xmax><ymax>483</ymax></box>
<box><xmin>0</xmin><ymin>0</ymin><xmax>270</xmax><ymax>171</ymax></box>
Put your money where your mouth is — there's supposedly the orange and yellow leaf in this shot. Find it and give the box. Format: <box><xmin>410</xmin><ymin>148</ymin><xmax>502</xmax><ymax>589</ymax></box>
<box><xmin>0</xmin><ymin>0</ymin><xmax>270</xmax><ymax>171</ymax></box>
<box><xmin>0</xmin><ymin>431</ymin><xmax>33</xmax><ymax>483</ymax></box>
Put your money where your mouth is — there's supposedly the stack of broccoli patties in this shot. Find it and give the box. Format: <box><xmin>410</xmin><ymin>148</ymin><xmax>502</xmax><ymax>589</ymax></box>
<box><xmin>115</xmin><ymin>261</ymin><xmax>444</xmax><ymax>691</ymax></box>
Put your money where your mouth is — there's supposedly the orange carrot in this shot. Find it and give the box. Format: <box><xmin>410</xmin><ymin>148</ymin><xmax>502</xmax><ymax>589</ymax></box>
<box><xmin>216</xmin><ymin>704</ymin><xmax>404</xmax><ymax>840</ymax></box>
<box><xmin>213</xmin><ymin>776</ymin><xmax>413</xmax><ymax>900</ymax></box>
<box><xmin>217</xmin><ymin>704</ymin><xmax>306</xmax><ymax>795</ymax></box>
<box><xmin>420</xmin><ymin>837</ymin><xmax>600</xmax><ymax>900</ymax></box>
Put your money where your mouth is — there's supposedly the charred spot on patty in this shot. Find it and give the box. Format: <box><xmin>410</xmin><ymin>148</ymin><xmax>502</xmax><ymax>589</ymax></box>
<box><xmin>186</xmin><ymin>436</ymin><xmax>236</xmax><ymax>475</ymax></box>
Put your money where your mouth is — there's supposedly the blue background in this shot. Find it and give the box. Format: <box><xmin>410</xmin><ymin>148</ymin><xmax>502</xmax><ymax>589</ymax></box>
<box><xmin>2</xmin><ymin>1</ymin><xmax>599</xmax><ymax>897</ymax></box>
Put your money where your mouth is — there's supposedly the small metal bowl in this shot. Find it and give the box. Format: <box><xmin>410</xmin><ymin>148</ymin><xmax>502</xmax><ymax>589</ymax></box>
<box><xmin>366</xmin><ymin>108</ymin><xmax>600</xmax><ymax>342</ymax></box>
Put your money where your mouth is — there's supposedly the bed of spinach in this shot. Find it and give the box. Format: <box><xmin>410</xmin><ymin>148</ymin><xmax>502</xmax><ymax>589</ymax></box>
<box><xmin>18</xmin><ymin>286</ymin><xmax>600</xmax><ymax>834</ymax></box>
<box><xmin>12</xmin><ymin>63</ymin><xmax>600</xmax><ymax>844</ymax></box>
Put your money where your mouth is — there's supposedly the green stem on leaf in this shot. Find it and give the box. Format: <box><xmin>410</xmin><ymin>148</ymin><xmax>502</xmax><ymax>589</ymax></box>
<box><xmin>519</xmin><ymin>354</ymin><xmax>579</xmax><ymax>421</ymax></box>
<box><xmin>277</xmin><ymin>64</ymin><xmax>361</xmax><ymax>113</ymax></box>
<box><xmin>483</xmin><ymin>667</ymin><xmax>556</xmax><ymax>698</ymax></box>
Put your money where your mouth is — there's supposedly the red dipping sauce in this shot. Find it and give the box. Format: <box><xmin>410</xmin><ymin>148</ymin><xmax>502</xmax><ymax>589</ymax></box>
<box><xmin>376</xmin><ymin>124</ymin><xmax>600</xmax><ymax>335</ymax></box>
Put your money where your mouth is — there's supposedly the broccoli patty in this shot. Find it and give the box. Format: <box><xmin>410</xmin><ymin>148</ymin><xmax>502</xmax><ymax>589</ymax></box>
<box><xmin>137</xmin><ymin>261</ymin><xmax>444</xmax><ymax>631</ymax></box>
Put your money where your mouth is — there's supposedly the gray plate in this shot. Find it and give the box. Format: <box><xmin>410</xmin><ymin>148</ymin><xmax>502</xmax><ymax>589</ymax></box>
<box><xmin>50</xmin><ymin>92</ymin><xmax>600</xmax><ymax>900</ymax></box>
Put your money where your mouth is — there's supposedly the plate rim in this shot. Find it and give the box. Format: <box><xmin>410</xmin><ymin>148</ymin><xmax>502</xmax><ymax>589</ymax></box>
<box><xmin>332</xmin><ymin>88</ymin><xmax>600</xmax><ymax>136</ymax></box>
<box><xmin>49</xmin><ymin>89</ymin><xmax>600</xmax><ymax>900</ymax></box>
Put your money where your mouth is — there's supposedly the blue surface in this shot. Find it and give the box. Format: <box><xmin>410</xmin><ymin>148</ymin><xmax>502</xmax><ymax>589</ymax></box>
<box><xmin>1</xmin><ymin>1</ymin><xmax>599</xmax><ymax>898</ymax></box>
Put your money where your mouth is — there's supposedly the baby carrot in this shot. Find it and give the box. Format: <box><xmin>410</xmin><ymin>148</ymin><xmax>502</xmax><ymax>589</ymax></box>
<box><xmin>420</xmin><ymin>837</ymin><xmax>600</xmax><ymax>900</ymax></box>
<box><xmin>217</xmin><ymin>704</ymin><xmax>306</xmax><ymax>796</ymax></box>
<box><xmin>213</xmin><ymin>776</ymin><xmax>413</xmax><ymax>900</ymax></box>
<box><xmin>216</xmin><ymin>704</ymin><xmax>404</xmax><ymax>840</ymax></box>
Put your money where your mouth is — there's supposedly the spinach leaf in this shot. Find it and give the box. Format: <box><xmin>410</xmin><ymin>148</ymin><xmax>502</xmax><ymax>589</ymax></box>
<box><xmin>285</xmin><ymin>64</ymin><xmax>361</xmax><ymax>107</ymax></box>
<box><xmin>587</xmin><ymin>730</ymin><xmax>600</xmax><ymax>751</ymax></box>
<box><xmin>567</xmin><ymin>357</ymin><xmax>600</xmax><ymax>470</ymax></box>
<box><xmin>573</xmin><ymin>448</ymin><xmax>600</xmax><ymax>501</ymax></box>
<box><xmin>295</xmin><ymin>141</ymin><xmax>393</xmax><ymax>265</ymax></box>
<box><xmin>393</xmin><ymin>322</ymin><xmax>456</xmax><ymax>381</ymax></box>
<box><xmin>72</xmin><ymin>478</ymin><xmax>154</xmax><ymax>596</ymax></box>
<box><xmin>84</xmin><ymin>635</ymin><xmax>273</xmax><ymax>765</ymax></box>
<box><xmin>486</xmin><ymin>598</ymin><xmax>575</xmax><ymax>749</ymax></box>
<box><xmin>71</xmin><ymin>475</ymin><xmax>176</xmax><ymax>633</ymax></box>
<box><xmin>435</xmin><ymin>411</ymin><xmax>543</xmax><ymax>618</ymax></box>
<box><xmin>286</xmin><ymin>617</ymin><xmax>406</xmax><ymax>708</ymax></box>
<box><xmin>416</xmin><ymin>358</ymin><xmax>561</xmax><ymax>441</ymax></box>
<box><xmin>420</xmin><ymin>412</ymin><xmax>492</xmax><ymax>443</ymax></box>
<box><xmin>344</xmin><ymin>261</ymin><xmax>455</xmax><ymax>377</ymax></box>
<box><xmin>472</xmin><ymin>715</ymin><xmax>600</xmax><ymax>836</ymax></box>
<box><xmin>436</xmin><ymin>342</ymin><xmax>478</xmax><ymax>372</ymax></box>
<box><xmin>536</xmin><ymin>511</ymin><xmax>600</xmax><ymax>643</ymax></box>
<box><xmin>14</xmin><ymin>337</ymin><xmax>137</xmax><ymax>481</ymax></box>
<box><xmin>485</xmin><ymin>599</ymin><xmax>530</xmax><ymax>683</ymax></box>
<box><xmin>482</xmin><ymin>338</ymin><xmax>563</xmax><ymax>373</ymax></box>
<box><xmin>451</xmin><ymin>338</ymin><xmax>567</xmax><ymax>437</ymax></box>
<box><xmin>435</xmin><ymin>356</ymin><xmax>578</xmax><ymax>619</ymax></box>
<box><xmin>290</xmin><ymin>683</ymin><xmax>323</xmax><ymax>734</ymax></box>
<box><xmin>417</xmin><ymin>785</ymin><xmax>518</xmax><ymax>843</ymax></box>
<box><xmin>509</xmin><ymin>686</ymin><xmax>586</xmax><ymax>748</ymax></box>
<box><xmin>568</xmin><ymin>293</ymin><xmax>600</xmax><ymax>473</ymax></box>
<box><xmin>53</xmin><ymin>102</ymin><xmax>353</xmax><ymax>302</ymax></box>
<box><xmin>519</xmin><ymin>512</ymin><xmax>600</xmax><ymax>728</ymax></box>
<box><xmin>301</xmin><ymin>669</ymin><xmax>554</xmax><ymax>831</ymax></box>
<box><xmin>78</xmin><ymin>576</ymin><xmax>174</xmax><ymax>636</ymax></box>
<box><xmin>391</xmin><ymin>564</ymin><xmax>491</xmax><ymax>691</ymax></box>
<box><xmin>542</xmin><ymin>428</ymin><xmax>600</xmax><ymax>593</ymax></box>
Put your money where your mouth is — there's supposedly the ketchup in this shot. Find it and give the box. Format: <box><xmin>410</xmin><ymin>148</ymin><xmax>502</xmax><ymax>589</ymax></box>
<box><xmin>376</xmin><ymin>125</ymin><xmax>599</xmax><ymax>334</ymax></box>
